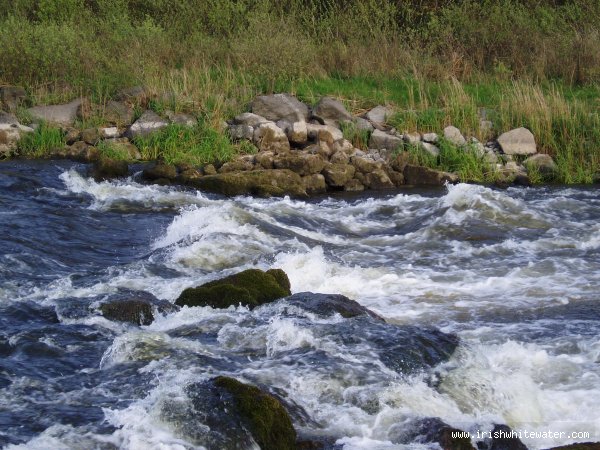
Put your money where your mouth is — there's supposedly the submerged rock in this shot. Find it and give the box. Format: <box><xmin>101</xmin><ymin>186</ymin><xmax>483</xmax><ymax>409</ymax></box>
<box><xmin>169</xmin><ymin>376</ymin><xmax>296</xmax><ymax>450</ymax></box>
<box><xmin>142</xmin><ymin>161</ymin><xmax>178</xmax><ymax>182</ymax></box>
<box><xmin>188</xmin><ymin>169</ymin><xmax>306</xmax><ymax>198</ymax></box>
<box><xmin>404</xmin><ymin>164</ymin><xmax>458</xmax><ymax>185</ymax></box>
<box><xmin>266</xmin><ymin>292</ymin><xmax>459</xmax><ymax>374</ymax></box>
<box><xmin>282</xmin><ymin>292</ymin><xmax>384</xmax><ymax>321</ymax></box>
<box><xmin>476</xmin><ymin>424</ymin><xmax>528</xmax><ymax>450</ymax></box>
<box><xmin>391</xmin><ymin>417</ymin><xmax>475</xmax><ymax>450</ymax></box>
<box><xmin>175</xmin><ymin>268</ymin><xmax>292</xmax><ymax>309</ymax></box>
<box><xmin>99</xmin><ymin>291</ymin><xmax>178</xmax><ymax>326</ymax></box>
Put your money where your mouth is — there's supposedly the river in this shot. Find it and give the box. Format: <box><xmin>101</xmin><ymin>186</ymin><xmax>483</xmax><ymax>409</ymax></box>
<box><xmin>1</xmin><ymin>160</ymin><xmax>599</xmax><ymax>449</ymax></box>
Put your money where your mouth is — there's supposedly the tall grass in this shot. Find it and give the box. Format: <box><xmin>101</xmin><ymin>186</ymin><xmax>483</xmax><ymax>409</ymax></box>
<box><xmin>1</xmin><ymin>0</ymin><xmax>600</xmax><ymax>92</ymax></box>
<box><xmin>18</xmin><ymin>123</ymin><xmax>66</xmax><ymax>158</ymax></box>
<box><xmin>133</xmin><ymin>123</ymin><xmax>239</xmax><ymax>166</ymax></box>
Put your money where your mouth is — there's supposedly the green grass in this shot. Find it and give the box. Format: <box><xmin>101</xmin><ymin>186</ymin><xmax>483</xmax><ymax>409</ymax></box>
<box><xmin>17</xmin><ymin>123</ymin><xmax>65</xmax><ymax>158</ymax></box>
<box><xmin>339</xmin><ymin>121</ymin><xmax>370</xmax><ymax>150</ymax></box>
<box><xmin>133</xmin><ymin>123</ymin><xmax>240</xmax><ymax>166</ymax></box>
<box><xmin>95</xmin><ymin>141</ymin><xmax>132</xmax><ymax>161</ymax></box>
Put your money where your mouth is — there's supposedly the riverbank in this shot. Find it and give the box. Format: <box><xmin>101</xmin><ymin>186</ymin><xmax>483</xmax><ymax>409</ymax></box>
<box><xmin>1</xmin><ymin>81</ymin><xmax>599</xmax><ymax>195</ymax></box>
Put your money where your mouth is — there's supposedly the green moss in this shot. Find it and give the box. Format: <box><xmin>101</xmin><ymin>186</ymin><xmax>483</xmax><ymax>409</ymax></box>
<box><xmin>175</xmin><ymin>269</ymin><xmax>291</xmax><ymax>309</ymax></box>
<box><xmin>188</xmin><ymin>170</ymin><xmax>306</xmax><ymax>198</ymax></box>
<box><xmin>213</xmin><ymin>376</ymin><xmax>296</xmax><ymax>450</ymax></box>
<box><xmin>266</xmin><ymin>268</ymin><xmax>291</xmax><ymax>292</ymax></box>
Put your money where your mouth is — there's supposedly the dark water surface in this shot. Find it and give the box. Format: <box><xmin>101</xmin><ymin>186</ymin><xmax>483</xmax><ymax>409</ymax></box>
<box><xmin>1</xmin><ymin>160</ymin><xmax>599</xmax><ymax>449</ymax></box>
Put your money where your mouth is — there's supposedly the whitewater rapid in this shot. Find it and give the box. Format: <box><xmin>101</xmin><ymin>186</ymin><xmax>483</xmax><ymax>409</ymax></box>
<box><xmin>1</xmin><ymin>161</ymin><xmax>599</xmax><ymax>449</ymax></box>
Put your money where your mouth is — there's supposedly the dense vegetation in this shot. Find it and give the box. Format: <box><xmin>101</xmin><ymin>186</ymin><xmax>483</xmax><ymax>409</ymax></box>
<box><xmin>1</xmin><ymin>0</ymin><xmax>600</xmax><ymax>182</ymax></box>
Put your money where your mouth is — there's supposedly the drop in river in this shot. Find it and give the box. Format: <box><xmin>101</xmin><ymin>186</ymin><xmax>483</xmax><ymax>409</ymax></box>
<box><xmin>1</xmin><ymin>160</ymin><xmax>599</xmax><ymax>449</ymax></box>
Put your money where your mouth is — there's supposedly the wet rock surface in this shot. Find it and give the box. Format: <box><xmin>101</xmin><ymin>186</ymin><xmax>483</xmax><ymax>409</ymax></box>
<box><xmin>175</xmin><ymin>268</ymin><xmax>292</xmax><ymax>309</ymax></box>
<box><xmin>99</xmin><ymin>291</ymin><xmax>179</xmax><ymax>326</ymax></box>
<box><xmin>164</xmin><ymin>376</ymin><xmax>297</xmax><ymax>450</ymax></box>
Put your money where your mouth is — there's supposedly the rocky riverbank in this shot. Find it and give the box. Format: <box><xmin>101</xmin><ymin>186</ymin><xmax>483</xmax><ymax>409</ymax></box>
<box><xmin>0</xmin><ymin>86</ymin><xmax>561</xmax><ymax>197</ymax></box>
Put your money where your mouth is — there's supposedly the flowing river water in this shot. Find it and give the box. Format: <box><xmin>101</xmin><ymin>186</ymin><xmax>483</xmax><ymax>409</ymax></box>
<box><xmin>1</xmin><ymin>160</ymin><xmax>599</xmax><ymax>449</ymax></box>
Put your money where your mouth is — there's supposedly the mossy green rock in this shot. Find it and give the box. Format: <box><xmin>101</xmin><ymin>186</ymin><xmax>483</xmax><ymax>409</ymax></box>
<box><xmin>175</xmin><ymin>268</ymin><xmax>291</xmax><ymax>309</ymax></box>
<box><xmin>214</xmin><ymin>376</ymin><xmax>297</xmax><ymax>450</ymax></box>
<box><xmin>187</xmin><ymin>169</ymin><xmax>307</xmax><ymax>198</ymax></box>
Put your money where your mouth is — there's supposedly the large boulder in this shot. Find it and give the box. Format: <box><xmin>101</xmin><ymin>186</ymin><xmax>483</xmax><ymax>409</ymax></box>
<box><xmin>124</xmin><ymin>110</ymin><xmax>168</xmax><ymax>139</ymax></box>
<box><xmin>497</xmin><ymin>127</ymin><xmax>537</xmax><ymax>155</ymax></box>
<box><xmin>273</xmin><ymin>153</ymin><xmax>325</xmax><ymax>176</ymax></box>
<box><xmin>251</xmin><ymin>93</ymin><xmax>309</xmax><ymax>123</ymax></box>
<box><xmin>0</xmin><ymin>86</ymin><xmax>27</xmax><ymax>111</ymax></box>
<box><xmin>364</xmin><ymin>168</ymin><xmax>395</xmax><ymax>189</ymax></box>
<box><xmin>312</xmin><ymin>97</ymin><xmax>352</xmax><ymax>125</ymax></box>
<box><xmin>176</xmin><ymin>376</ymin><xmax>297</xmax><ymax>450</ymax></box>
<box><xmin>369</xmin><ymin>129</ymin><xmax>403</xmax><ymax>152</ymax></box>
<box><xmin>444</xmin><ymin>126</ymin><xmax>467</xmax><ymax>146</ymax></box>
<box><xmin>306</xmin><ymin>123</ymin><xmax>344</xmax><ymax>144</ymax></box>
<box><xmin>322</xmin><ymin>163</ymin><xmax>356</xmax><ymax>187</ymax></box>
<box><xmin>175</xmin><ymin>268</ymin><xmax>291</xmax><ymax>309</ymax></box>
<box><xmin>27</xmin><ymin>99</ymin><xmax>82</xmax><ymax>126</ymax></box>
<box><xmin>189</xmin><ymin>169</ymin><xmax>306</xmax><ymax>197</ymax></box>
<box><xmin>404</xmin><ymin>165</ymin><xmax>458</xmax><ymax>185</ymax></box>
<box><xmin>253</xmin><ymin>122</ymin><xmax>291</xmax><ymax>153</ymax></box>
<box><xmin>365</xmin><ymin>105</ymin><xmax>393</xmax><ymax>125</ymax></box>
<box><xmin>302</xmin><ymin>173</ymin><xmax>327</xmax><ymax>195</ymax></box>
<box><xmin>99</xmin><ymin>291</ymin><xmax>178</xmax><ymax>326</ymax></box>
<box><xmin>351</xmin><ymin>155</ymin><xmax>380</xmax><ymax>174</ymax></box>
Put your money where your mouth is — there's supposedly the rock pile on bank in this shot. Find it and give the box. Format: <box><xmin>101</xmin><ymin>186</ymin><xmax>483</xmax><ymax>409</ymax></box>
<box><xmin>1</xmin><ymin>85</ymin><xmax>558</xmax><ymax>195</ymax></box>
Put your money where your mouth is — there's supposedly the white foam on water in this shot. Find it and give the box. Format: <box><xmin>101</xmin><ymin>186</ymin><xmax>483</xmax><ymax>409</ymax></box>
<box><xmin>9</xmin><ymin>173</ymin><xmax>600</xmax><ymax>449</ymax></box>
<box><xmin>438</xmin><ymin>339</ymin><xmax>600</xmax><ymax>448</ymax></box>
<box><xmin>60</xmin><ymin>169</ymin><xmax>206</xmax><ymax>210</ymax></box>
